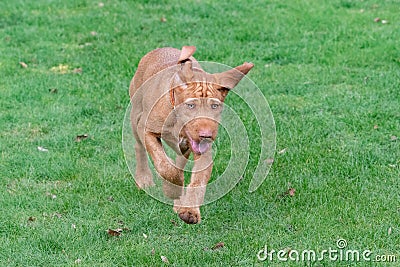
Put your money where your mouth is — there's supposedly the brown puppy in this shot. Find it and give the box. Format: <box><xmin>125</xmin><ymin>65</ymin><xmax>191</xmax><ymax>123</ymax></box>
<box><xmin>129</xmin><ymin>46</ymin><xmax>253</xmax><ymax>224</ymax></box>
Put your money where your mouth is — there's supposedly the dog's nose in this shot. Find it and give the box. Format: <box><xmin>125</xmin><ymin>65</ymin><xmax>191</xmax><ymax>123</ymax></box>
<box><xmin>199</xmin><ymin>130</ymin><xmax>213</xmax><ymax>139</ymax></box>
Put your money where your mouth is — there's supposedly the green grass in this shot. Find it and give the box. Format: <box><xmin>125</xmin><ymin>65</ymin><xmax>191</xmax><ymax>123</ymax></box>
<box><xmin>1</xmin><ymin>0</ymin><xmax>399</xmax><ymax>266</ymax></box>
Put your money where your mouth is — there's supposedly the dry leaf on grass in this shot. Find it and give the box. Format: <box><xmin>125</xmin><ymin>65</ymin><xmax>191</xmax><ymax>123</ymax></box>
<box><xmin>287</xmin><ymin>188</ymin><xmax>296</xmax><ymax>197</ymax></box>
<box><xmin>28</xmin><ymin>216</ymin><xmax>36</xmax><ymax>222</ymax></box>
<box><xmin>161</xmin><ymin>255</ymin><xmax>169</xmax><ymax>263</ymax></box>
<box><xmin>278</xmin><ymin>148</ymin><xmax>287</xmax><ymax>154</ymax></box>
<box><xmin>75</xmin><ymin>134</ymin><xmax>89</xmax><ymax>142</ymax></box>
<box><xmin>107</xmin><ymin>228</ymin><xmax>122</xmax><ymax>237</ymax></box>
<box><xmin>19</xmin><ymin>62</ymin><xmax>28</xmax><ymax>68</ymax></box>
<box><xmin>45</xmin><ymin>192</ymin><xmax>57</xmax><ymax>199</ymax></box>
<box><xmin>212</xmin><ymin>242</ymin><xmax>225</xmax><ymax>250</ymax></box>
<box><xmin>37</xmin><ymin>146</ymin><xmax>49</xmax><ymax>152</ymax></box>
<box><xmin>279</xmin><ymin>187</ymin><xmax>296</xmax><ymax>198</ymax></box>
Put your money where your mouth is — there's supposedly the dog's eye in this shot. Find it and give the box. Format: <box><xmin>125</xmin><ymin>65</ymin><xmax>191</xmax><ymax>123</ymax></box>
<box><xmin>186</xmin><ymin>103</ymin><xmax>195</xmax><ymax>109</ymax></box>
<box><xmin>211</xmin><ymin>103</ymin><xmax>219</xmax><ymax>109</ymax></box>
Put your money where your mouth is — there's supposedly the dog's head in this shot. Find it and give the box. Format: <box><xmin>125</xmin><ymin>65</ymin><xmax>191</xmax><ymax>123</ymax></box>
<box><xmin>170</xmin><ymin>46</ymin><xmax>253</xmax><ymax>155</ymax></box>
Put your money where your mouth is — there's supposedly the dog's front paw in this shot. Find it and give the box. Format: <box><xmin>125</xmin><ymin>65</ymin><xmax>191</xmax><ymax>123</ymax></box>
<box><xmin>177</xmin><ymin>208</ymin><xmax>201</xmax><ymax>224</ymax></box>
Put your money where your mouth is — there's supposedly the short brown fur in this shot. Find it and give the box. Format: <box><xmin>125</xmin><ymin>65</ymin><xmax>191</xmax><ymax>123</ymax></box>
<box><xmin>129</xmin><ymin>46</ymin><xmax>253</xmax><ymax>224</ymax></box>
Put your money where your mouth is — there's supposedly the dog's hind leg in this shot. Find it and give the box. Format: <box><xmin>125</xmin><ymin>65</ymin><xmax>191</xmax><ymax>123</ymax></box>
<box><xmin>134</xmin><ymin>139</ymin><xmax>155</xmax><ymax>189</ymax></box>
<box><xmin>133</xmin><ymin>131</ymin><xmax>155</xmax><ymax>189</ymax></box>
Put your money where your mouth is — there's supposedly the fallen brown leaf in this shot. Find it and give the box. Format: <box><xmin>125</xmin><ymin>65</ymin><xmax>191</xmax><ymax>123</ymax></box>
<box><xmin>75</xmin><ymin>134</ymin><xmax>89</xmax><ymax>142</ymax></box>
<box><xmin>212</xmin><ymin>242</ymin><xmax>224</xmax><ymax>250</ymax></box>
<box><xmin>374</xmin><ymin>17</ymin><xmax>381</xmax><ymax>23</ymax></box>
<box><xmin>107</xmin><ymin>228</ymin><xmax>122</xmax><ymax>237</ymax></box>
<box><xmin>288</xmin><ymin>188</ymin><xmax>296</xmax><ymax>197</ymax></box>
<box><xmin>279</xmin><ymin>187</ymin><xmax>296</xmax><ymax>198</ymax></box>
<box><xmin>28</xmin><ymin>216</ymin><xmax>36</xmax><ymax>222</ymax></box>
<box><xmin>160</xmin><ymin>17</ymin><xmax>167</xmax><ymax>22</ymax></box>
<box><xmin>19</xmin><ymin>62</ymin><xmax>28</xmax><ymax>68</ymax></box>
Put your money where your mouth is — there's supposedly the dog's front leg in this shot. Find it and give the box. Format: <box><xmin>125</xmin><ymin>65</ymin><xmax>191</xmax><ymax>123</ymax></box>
<box><xmin>144</xmin><ymin>132</ymin><xmax>184</xmax><ymax>198</ymax></box>
<box><xmin>175</xmin><ymin>151</ymin><xmax>213</xmax><ymax>224</ymax></box>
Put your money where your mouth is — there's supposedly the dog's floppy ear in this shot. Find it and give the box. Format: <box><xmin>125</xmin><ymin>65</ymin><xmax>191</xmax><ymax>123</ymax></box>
<box><xmin>175</xmin><ymin>46</ymin><xmax>196</xmax><ymax>85</ymax></box>
<box><xmin>176</xmin><ymin>60</ymin><xmax>194</xmax><ymax>85</ymax></box>
<box><xmin>178</xmin><ymin>46</ymin><xmax>196</xmax><ymax>64</ymax></box>
<box><xmin>214</xmin><ymin>62</ymin><xmax>254</xmax><ymax>90</ymax></box>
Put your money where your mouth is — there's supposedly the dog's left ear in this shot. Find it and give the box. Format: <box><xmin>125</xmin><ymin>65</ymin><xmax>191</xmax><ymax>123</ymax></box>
<box><xmin>214</xmin><ymin>62</ymin><xmax>254</xmax><ymax>90</ymax></box>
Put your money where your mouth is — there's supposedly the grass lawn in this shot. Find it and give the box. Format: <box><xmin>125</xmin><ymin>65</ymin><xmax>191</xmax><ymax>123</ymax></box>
<box><xmin>1</xmin><ymin>0</ymin><xmax>399</xmax><ymax>266</ymax></box>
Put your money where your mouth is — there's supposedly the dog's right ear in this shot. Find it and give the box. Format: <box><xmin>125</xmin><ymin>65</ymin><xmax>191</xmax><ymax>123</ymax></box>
<box><xmin>175</xmin><ymin>60</ymin><xmax>194</xmax><ymax>86</ymax></box>
<box><xmin>178</xmin><ymin>46</ymin><xmax>196</xmax><ymax>64</ymax></box>
<box><xmin>174</xmin><ymin>46</ymin><xmax>196</xmax><ymax>86</ymax></box>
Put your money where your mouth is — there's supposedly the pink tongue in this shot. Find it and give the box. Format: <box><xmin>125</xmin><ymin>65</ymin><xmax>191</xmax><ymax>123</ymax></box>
<box><xmin>190</xmin><ymin>139</ymin><xmax>211</xmax><ymax>154</ymax></box>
